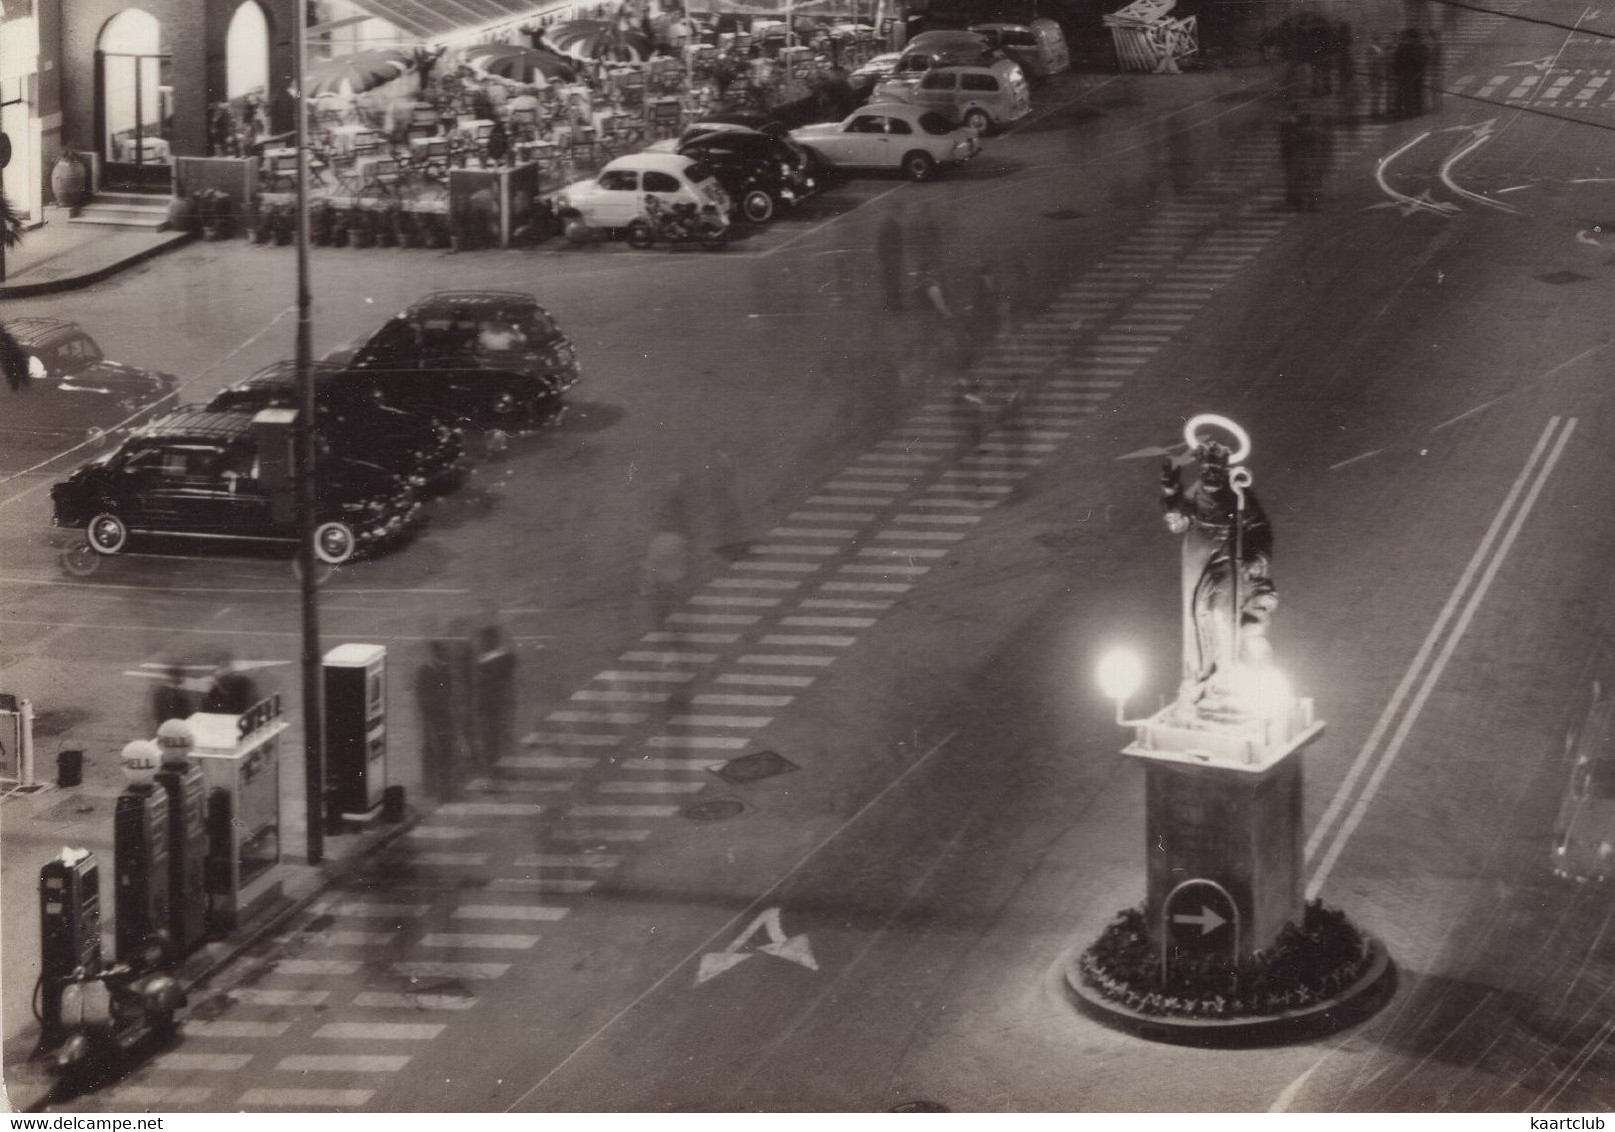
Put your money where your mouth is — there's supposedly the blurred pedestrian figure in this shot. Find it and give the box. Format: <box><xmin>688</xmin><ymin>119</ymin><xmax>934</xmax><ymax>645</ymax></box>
<box><xmin>1303</xmin><ymin>14</ymin><xmax>1332</xmax><ymax>95</ymax></box>
<box><xmin>1393</xmin><ymin>28</ymin><xmax>1430</xmax><ymax>117</ymax></box>
<box><xmin>875</xmin><ymin>204</ymin><xmax>906</xmax><ymax>312</ymax></box>
<box><xmin>152</xmin><ymin>665</ymin><xmax>194</xmax><ymax>731</ymax></box>
<box><xmin>1300</xmin><ymin>114</ymin><xmax>1331</xmax><ymax>209</ymax></box>
<box><xmin>1364</xmin><ymin>34</ymin><xmax>1389</xmax><ymax>119</ymax></box>
<box><xmin>203</xmin><ymin>655</ymin><xmax>258</xmax><ymax>714</ymax></box>
<box><xmin>1332</xmin><ymin>22</ymin><xmax>1356</xmax><ymax>116</ymax></box>
<box><xmin>964</xmin><ymin>258</ymin><xmax>1005</xmax><ymax>355</ymax></box>
<box><xmin>417</xmin><ymin>639</ymin><xmax>459</xmax><ymax>801</ymax></box>
<box><xmin>471</xmin><ymin>622</ymin><xmax>517</xmax><ymax>772</ymax></box>
<box><xmin>640</xmin><ymin>488</ymin><xmax>693</xmax><ymax>630</ymax></box>
<box><xmin>912</xmin><ymin>200</ymin><xmax>944</xmax><ymax>277</ymax></box>
<box><xmin>1280</xmin><ymin>111</ymin><xmax>1307</xmax><ymax>208</ymax></box>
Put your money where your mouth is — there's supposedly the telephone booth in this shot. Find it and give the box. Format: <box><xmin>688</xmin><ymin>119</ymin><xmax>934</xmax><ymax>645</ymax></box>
<box><xmin>324</xmin><ymin>644</ymin><xmax>388</xmax><ymax>821</ymax></box>
<box><xmin>187</xmin><ymin>696</ymin><xmax>286</xmax><ymax>931</ymax></box>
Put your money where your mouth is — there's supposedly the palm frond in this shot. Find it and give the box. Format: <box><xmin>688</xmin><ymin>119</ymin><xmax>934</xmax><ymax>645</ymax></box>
<box><xmin>1</xmin><ymin>191</ymin><xmax>22</xmax><ymax>250</ymax></box>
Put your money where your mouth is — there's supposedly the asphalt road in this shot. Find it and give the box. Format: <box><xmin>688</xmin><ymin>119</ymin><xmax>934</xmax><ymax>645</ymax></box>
<box><xmin>9</xmin><ymin>0</ymin><xmax>1615</xmax><ymax>1111</ymax></box>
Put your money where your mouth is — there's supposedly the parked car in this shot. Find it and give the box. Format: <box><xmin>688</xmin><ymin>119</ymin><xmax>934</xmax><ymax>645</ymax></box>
<box><xmin>49</xmin><ymin>407</ymin><xmax>421</xmax><ymax>570</ymax></box>
<box><xmin>206</xmin><ymin>361</ymin><xmax>467</xmax><ymax>492</ymax></box>
<box><xmin>891</xmin><ymin>29</ymin><xmax>997</xmax><ymax>75</ymax></box>
<box><xmin>324</xmin><ymin>290</ymin><xmax>581</xmax><ymax>430</ymax></box>
<box><xmin>554</xmin><ymin>153</ymin><xmax>732</xmax><ymax>238</ymax></box>
<box><xmin>1552</xmin><ymin>674</ymin><xmax>1615</xmax><ymax>882</ymax></box>
<box><xmin>875</xmin><ymin>59</ymin><xmax>1031</xmax><ymax>133</ymax></box>
<box><xmin>3</xmin><ymin>317</ymin><xmax>176</xmax><ymax>439</ymax></box>
<box><xmin>656</xmin><ymin>126</ymin><xmax>818</xmax><ymax>222</ymax></box>
<box><xmin>849</xmin><ymin>52</ymin><xmax>903</xmax><ymax>99</ymax></box>
<box><xmin>971</xmin><ymin>19</ymin><xmax>1070</xmax><ymax>79</ymax></box>
<box><xmin>790</xmin><ymin>102</ymin><xmax>980</xmax><ymax>181</ymax></box>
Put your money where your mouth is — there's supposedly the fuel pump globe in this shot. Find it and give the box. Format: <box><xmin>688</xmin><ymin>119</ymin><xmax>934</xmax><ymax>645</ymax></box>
<box><xmin>119</xmin><ymin>740</ymin><xmax>162</xmax><ymax>786</ymax></box>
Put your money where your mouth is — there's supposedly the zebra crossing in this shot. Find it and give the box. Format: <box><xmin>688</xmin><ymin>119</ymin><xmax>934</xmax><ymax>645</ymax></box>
<box><xmin>1456</xmin><ymin>68</ymin><xmax>1615</xmax><ymax>109</ymax></box>
<box><xmin>79</xmin><ymin>101</ymin><xmax>1425</xmax><ymax>1124</ymax></box>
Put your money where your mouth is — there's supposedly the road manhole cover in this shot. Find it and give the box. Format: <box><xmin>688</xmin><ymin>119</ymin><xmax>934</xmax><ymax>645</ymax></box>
<box><xmin>715</xmin><ymin>750</ymin><xmax>798</xmax><ymax>785</ymax></box>
<box><xmin>1042</xmin><ymin>209</ymin><xmax>1085</xmax><ymax>220</ymax></box>
<box><xmin>682</xmin><ymin>798</ymin><xmax>745</xmax><ymax>822</ymax></box>
<box><xmin>891</xmin><ymin>1102</ymin><xmax>950</xmax><ymax>1112</ymax></box>
<box><xmin>1536</xmin><ymin>270</ymin><xmax>1589</xmax><ymax>285</ymax></box>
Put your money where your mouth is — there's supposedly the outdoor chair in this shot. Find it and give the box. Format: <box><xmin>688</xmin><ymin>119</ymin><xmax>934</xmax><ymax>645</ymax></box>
<box><xmin>357</xmin><ymin>156</ymin><xmax>405</xmax><ymax>197</ymax></box>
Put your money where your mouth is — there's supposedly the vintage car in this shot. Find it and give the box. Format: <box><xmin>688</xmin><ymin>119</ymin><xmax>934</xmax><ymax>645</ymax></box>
<box><xmin>3</xmin><ymin>317</ymin><xmax>176</xmax><ymax>440</ymax></box>
<box><xmin>206</xmin><ymin>361</ymin><xmax>467</xmax><ymax>492</ymax></box>
<box><xmin>874</xmin><ymin>59</ymin><xmax>1032</xmax><ymax>134</ymax></box>
<box><xmin>971</xmin><ymin>20</ymin><xmax>1070</xmax><ymax>80</ymax></box>
<box><xmin>50</xmin><ymin>407</ymin><xmax>421</xmax><ymax>570</ymax></box>
<box><xmin>849</xmin><ymin>52</ymin><xmax>904</xmax><ymax>100</ymax></box>
<box><xmin>647</xmin><ymin>125</ymin><xmax>817</xmax><ymax>222</ymax></box>
<box><xmin>554</xmin><ymin>153</ymin><xmax>733</xmax><ymax>238</ymax></box>
<box><xmin>324</xmin><ymin>290</ymin><xmax>581</xmax><ymax>429</ymax></box>
<box><xmin>1552</xmin><ymin>675</ymin><xmax>1615</xmax><ymax>882</ymax></box>
<box><xmin>790</xmin><ymin>102</ymin><xmax>980</xmax><ymax>181</ymax></box>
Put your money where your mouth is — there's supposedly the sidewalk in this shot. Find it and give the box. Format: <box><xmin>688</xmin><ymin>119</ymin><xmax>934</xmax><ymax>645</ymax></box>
<box><xmin>0</xmin><ymin>211</ymin><xmax>191</xmax><ymax>299</ymax></box>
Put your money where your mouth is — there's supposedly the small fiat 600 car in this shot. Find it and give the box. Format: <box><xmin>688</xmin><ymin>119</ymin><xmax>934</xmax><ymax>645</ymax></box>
<box><xmin>50</xmin><ymin>407</ymin><xmax>421</xmax><ymax>572</ymax></box>
<box><xmin>5</xmin><ymin>317</ymin><xmax>176</xmax><ymax>439</ymax></box>
<box><xmin>323</xmin><ymin>290</ymin><xmax>580</xmax><ymax>430</ymax></box>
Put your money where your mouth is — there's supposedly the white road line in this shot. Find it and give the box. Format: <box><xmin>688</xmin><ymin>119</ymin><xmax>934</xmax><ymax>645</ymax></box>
<box><xmin>646</xmin><ymin>733</ymin><xmax>751</xmax><ymax>747</ymax></box>
<box><xmin>392</xmin><ymin>961</ymin><xmax>511</xmax><ymax>979</ymax></box>
<box><xmin>116</xmin><ymin>1087</ymin><xmax>213</xmax><ymax>1106</ymax></box>
<box><xmin>620</xmin><ymin>650</ymin><xmax>718</xmax><ymax>662</ymax></box>
<box><xmin>287</xmin><ymin>930</ymin><xmax>395</xmax><ymax>946</ymax></box>
<box><xmin>732</xmin><ymin>561</ymin><xmax>822</xmax><ymax>573</ymax></box>
<box><xmin>761</xmin><ymin>632</ymin><xmax>857</xmax><ymax>645</ymax></box>
<box><xmin>419</xmin><ymin>933</ymin><xmax>541</xmax><ymax>949</ymax></box>
<box><xmin>240</xmin><ymin>1088</ymin><xmax>374</xmax><ymax>1107</ymax></box>
<box><xmin>436</xmin><ymin>802</ymin><xmax>545</xmax><ymax>816</ymax></box>
<box><xmin>592</xmin><ymin>671</ymin><xmax>693</xmax><ymax>683</ymax></box>
<box><xmin>694</xmin><ymin>692</ymin><xmax>794</xmax><ymax>705</ymax></box>
<box><xmin>500</xmin><ymin>755</ymin><xmax>599</xmax><ymax>769</ymax></box>
<box><xmin>408</xmin><ymin>851</ymin><xmax>496</xmax><ymax>864</ymax></box>
<box><xmin>667</xmin><ymin>713</ymin><xmax>773</xmax><ymax>725</ymax></box>
<box><xmin>597</xmin><ymin>780</ymin><xmax>707</xmax><ymax>793</ymax></box>
<box><xmin>572</xmin><ymin>689</ymin><xmax>672</xmax><ymax>703</ymax></box>
<box><xmin>1307</xmin><ymin>417</ymin><xmax>1577</xmax><ymax>899</ymax></box>
<box><xmin>275</xmin><ymin>959</ymin><xmax>363</xmax><ymax>976</ymax></box>
<box><xmin>187</xmin><ymin>1020</ymin><xmax>294</xmax><ymax>1038</ymax></box>
<box><xmin>568</xmin><ymin>804</ymin><xmax>681</xmax><ymax>818</ymax></box>
<box><xmin>352</xmin><ymin>992</ymin><xmax>479</xmax><ymax>1010</ymax></box>
<box><xmin>783</xmin><ymin>615</ymin><xmax>877</xmax><ymax>626</ymax></box>
<box><xmin>801</xmin><ymin>597</ymin><xmax>890</xmax><ymax>610</ymax></box>
<box><xmin>642</xmin><ymin>630</ymin><xmax>743</xmax><ymax>643</ymax></box>
<box><xmin>717</xmin><ymin>672</ymin><xmax>816</xmax><ymax>687</ymax></box>
<box><xmin>748</xmin><ymin>544</ymin><xmax>839</xmax><ymax>556</ymax></box>
<box><xmin>690</xmin><ymin>594</ymin><xmax>783</xmax><ymax>606</ymax></box>
<box><xmin>525</xmin><ymin>732</ymin><xmax>622</xmax><ymax>746</ymax></box>
<box><xmin>156</xmin><ymin>1053</ymin><xmax>255</xmax><ymax>1072</ymax></box>
<box><xmin>769</xmin><ymin>528</ymin><xmax>856</xmax><ymax>538</ymax></box>
<box><xmin>856</xmin><ymin>548</ymin><xmax>948</xmax><ymax>560</ymax></box>
<box><xmin>488</xmin><ymin>878</ymin><xmax>596</xmax><ymax>894</ymax></box>
<box><xmin>545</xmin><ymin>710</ymin><xmax>648</xmax><ymax>725</ymax></box>
<box><xmin>896</xmin><ymin>514</ymin><xmax>982</xmax><ymax>525</ymax></box>
<box><xmin>876</xmin><ymin>531</ymin><xmax>964</xmax><ymax>542</ymax></box>
<box><xmin>277</xmin><ymin>1055</ymin><xmax>412</xmax><ymax>1073</ymax></box>
<box><xmin>839</xmin><ymin>564</ymin><xmax>932</xmax><ymax>575</ymax></box>
<box><xmin>405</xmin><ymin>827</ymin><xmax>479</xmax><ymax>841</ymax></box>
<box><xmin>616</xmin><ymin>756</ymin><xmax>727</xmax><ymax>771</ymax></box>
<box><xmin>331</xmin><ymin>902</ymin><xmax>429</xmax><ymax>918</ymax></box>
<box><xmin>512</xmin><ymin>853</ymin><xmax>622</xmax><ymax>868</ymax></box>
<box><xmin>228</xmin><ymin>989</ymin><xmax>330</xmax><ymax>1007</ymax></box>
<box><xmin>806</xmin><ymin>495</ymin><xmax>895</xmax><ymax>506</ymax></box>
<box><xmin>712</xmin><ymin>577</ymin><xmax>801</xmax><ymax>590</ymax></box>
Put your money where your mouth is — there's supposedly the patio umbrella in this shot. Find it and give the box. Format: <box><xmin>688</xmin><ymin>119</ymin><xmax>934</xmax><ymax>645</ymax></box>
<box><xmin>304</xmin><ymin>50</ymin><xmax>414</xmax><ymax>97</ymax></box>
<box><xmin>462</xmin><ymin>43</ymin><xmax>578</xmax><ymax>84</ymax></box>
<box><xmin>546</xmin><ymin>20</ymin><xmax>653</xmax><ymax>63</ymax></box>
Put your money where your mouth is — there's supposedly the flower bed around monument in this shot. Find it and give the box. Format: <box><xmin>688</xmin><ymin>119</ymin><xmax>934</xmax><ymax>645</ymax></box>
<box><xmin>1079</xmin><ymin>900</ymin><xmax>1373</xmax><ymax>1019</ymax></box>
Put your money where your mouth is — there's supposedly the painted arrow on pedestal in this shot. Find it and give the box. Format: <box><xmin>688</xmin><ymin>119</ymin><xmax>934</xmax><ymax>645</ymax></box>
<box><xmin>1171</xmin><ymin>906</ymin><xmax>1229</xmax><ymax>935</ymax></box>
<box><xmin>696</xmin><ymin>906</ymin><xmax>818</xmax><ymax>985</ymax></box>
<box><xmin>1116</xmin><ymin>442</ymin><xmax>1188</xmax><ymax>462</ymax></box>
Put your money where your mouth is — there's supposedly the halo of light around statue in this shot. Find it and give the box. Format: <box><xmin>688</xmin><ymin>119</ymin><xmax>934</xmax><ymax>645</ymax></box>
<box><xmin>1183</xmin><ymin>413</ymin><xmax>1251</xmax><ymax>464</ymax></box>
<box><xmin>1098</xmin><ymin>649</ymin><xmax>1145</xmax><ymax>704</ymax></box>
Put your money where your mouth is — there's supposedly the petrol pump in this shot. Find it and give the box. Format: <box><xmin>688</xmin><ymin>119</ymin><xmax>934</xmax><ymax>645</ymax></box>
<box><xmin>37</xmin><ymin>847</ymin><xmax>103</xmax><ymax>1049</ymax></box>
<box><xmin>113</xmin><ymin>740</ymin><xmax>171</xmax><ymax>964</ymax></box>
<box><xmin>153</xmin><ymin>719</ymin><xmax>210</xmax><ymax>959</ymax></box>
<box><xmin>324</xmin><ymin>644</ymin><xmax>389</xmax><ymax>822</ymax></box>
<box><xmin>188</xmin><ymin>696</ymin><xmax>286</xmax><ymax>932</ymax></box>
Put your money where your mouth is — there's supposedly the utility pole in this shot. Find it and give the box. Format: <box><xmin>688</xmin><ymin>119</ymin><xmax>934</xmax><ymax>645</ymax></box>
<box><xmin>293</xmin><ymin>5</ymin><xmax>325</xmax><ymax>865</ymax></box>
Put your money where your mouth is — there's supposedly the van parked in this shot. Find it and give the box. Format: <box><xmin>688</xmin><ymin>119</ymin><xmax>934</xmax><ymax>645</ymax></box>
<box><xmin>875</xmin><ymin>59</ymin><xmax>1032</xmax><ymax>134</ymax></box>
<box><xmin>970</xmin><ymin>19</ymin><xmax>1069</xmax><ymax>80</ymax></box>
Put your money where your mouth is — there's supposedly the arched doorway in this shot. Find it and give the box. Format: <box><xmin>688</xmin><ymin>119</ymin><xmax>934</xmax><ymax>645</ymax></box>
<box><xmin>97</xmin><ymin>9</ymin><xmax>172</xmax><ymax>189</ymax></box>
<box><xmin>226</xmin><ymin>3</ymin><xmax>270</xmax><ymax>105</ymax></box>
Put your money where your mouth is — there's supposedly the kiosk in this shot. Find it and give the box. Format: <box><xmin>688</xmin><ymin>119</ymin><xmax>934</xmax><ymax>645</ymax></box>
<box><xmin>188</xmin><ymin>696</ymin><xmax>286</xmax><ymax>931</ymax></box>
<box><xmin>324</xmin><ymin>644</ymin><xmax>388</xmax><ymax>822</ymax></box>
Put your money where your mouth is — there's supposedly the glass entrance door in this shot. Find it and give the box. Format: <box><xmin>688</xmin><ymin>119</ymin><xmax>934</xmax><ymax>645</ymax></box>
<box><xmin>100</xmin><ymin>49</ymin><xmax>173</xmax><ymax>189</ymax></box>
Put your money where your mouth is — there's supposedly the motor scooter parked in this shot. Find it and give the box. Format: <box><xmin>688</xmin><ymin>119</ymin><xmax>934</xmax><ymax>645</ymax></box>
<box><xmin>627</xmin><ymin>195</ymin><xmax>728</xmax><ymax>251</ymax></box>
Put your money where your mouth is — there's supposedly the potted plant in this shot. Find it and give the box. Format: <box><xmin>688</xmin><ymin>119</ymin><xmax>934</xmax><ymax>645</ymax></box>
<box><xmin>309</xmin><ymin>199</ymin><xmax>334</xmax><ymax>246</ymax></box>
<box><xmin>329</xmin><ymin>199</ymin><xmax>352</xmax><ymax>247</ymax></box>
<box><xmin>377</xmin><ymin>201</ymin><xmax>403</xmax><ymax>247</ymax></box>
<box><xmin>350</xmin><ymin>200</ymin><xmax>379</xmax><ymax>248</ymax></box>
<box><xmin>271</xmin><ymin>199</ymin><xmax>295</xmax><ymax>246</ymax></box>
<box><xmin>166</xmin><ymin>192</ymin><xmax>197</xmax><ymax>234</ymax></box>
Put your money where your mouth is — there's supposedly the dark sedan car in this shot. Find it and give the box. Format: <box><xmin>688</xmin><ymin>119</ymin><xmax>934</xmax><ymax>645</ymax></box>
<box><xmin>206</xmin><ymin>361</ymin><xmax>466</xmax><ymax>492</ymax></box>
<box><xmin>324</xmin><ymin>290</ymin><xmax>581</xmax><ymax>430</ymax></box>
<box><xmin>50</xmin><ymin>407</ymin><xmax>421</xmax><ymax>571</ymax></box>
<box><xmin>4</xmin><ymin>317</ymin><xmax>175</xmax><ymax>440</ymax></box>
<box><xmin>670</xmin><ymin>126</ymin><xmax>819</xmax><ymax>223</ymax></box>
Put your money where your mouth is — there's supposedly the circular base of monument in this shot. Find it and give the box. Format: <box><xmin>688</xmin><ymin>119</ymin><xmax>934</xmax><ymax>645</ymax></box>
<box><xmin>1057</xmin><ymin>909</ymin><xmax>1395</xmax><ymax>1048</ymax></box>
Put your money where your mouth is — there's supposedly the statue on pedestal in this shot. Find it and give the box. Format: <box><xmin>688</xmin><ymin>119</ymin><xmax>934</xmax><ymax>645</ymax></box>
<box><xmin>1160</xmin><ymin>438</ymin><xmax>1278</xmax><ymax>719</ymax></box>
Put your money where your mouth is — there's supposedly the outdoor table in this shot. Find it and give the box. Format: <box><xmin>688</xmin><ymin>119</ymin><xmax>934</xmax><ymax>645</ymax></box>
<box><xmin>327</xmin><ymin>124</ymin><xmax>381</xmax><ymax>155</ymax></box>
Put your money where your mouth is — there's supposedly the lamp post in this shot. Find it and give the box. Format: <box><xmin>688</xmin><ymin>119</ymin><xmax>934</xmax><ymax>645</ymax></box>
<box><xmin>293</xmin><ymin>6</ymin><xmax>325</xmax><ymax>866</ymax></box>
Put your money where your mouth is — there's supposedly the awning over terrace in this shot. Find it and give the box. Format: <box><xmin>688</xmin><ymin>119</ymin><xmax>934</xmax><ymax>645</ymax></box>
<box><xmin>340</xmin><ymin>0</ymin><xmax>555</xmax><ymax>42</ymax></box>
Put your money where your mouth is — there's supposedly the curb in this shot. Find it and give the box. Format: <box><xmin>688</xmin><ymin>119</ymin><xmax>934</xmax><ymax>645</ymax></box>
<box><xmin>0</xmin><ymin>231</ymin><xmax>196</xmax><ymax>299</ymax></box>
<box><xmin>1054</xmin><ymin>937</ymin><xmax>1396</xmax><ymax>1048</ymax></box>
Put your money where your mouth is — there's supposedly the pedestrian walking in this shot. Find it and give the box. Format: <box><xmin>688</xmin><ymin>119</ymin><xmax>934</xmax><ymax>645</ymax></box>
<box><xmin>875</xmin><ymin>205</ymin><xmax>906</xmax><ymax>312</ymax></box>
<box><xmin>471</xmin><ymin>623</ymin><xmax>517</xmax><ymax>772</ymax></box>
<box><xmin>1279</xmin><ymin>111</ymin><xmax>1307</xmax><ymax>209</ymax></box>
<box><xmin>1364</xmin><ymin>35</ymin><xmax>1389</xmax><ymax>119</ymax></box>
<box><xmin>640</xmin><ymin>488</ymin><xmax>693</xmax><ymax>630</ymax></box>
<box><xmin>912</xmin><ymin>200</ymin><xmax>944</xmax><ymax>277</ymax></box>
<box><xmin>416</xmin><ymin>639</ymin><xmax>459</xmax><ymax>801</ymax></box>
<box><xmin>1393</xmin><ymin>27</ymin><xmax>1430</xmax><ymax>118</ymax></box>
<box><xmin>152</xmin><ymin>665</ymin><xmax>194</xmax><ymax>731</ymax></box>
<box><xmin>202</xmin><ymin>656</ymin><xmax>258</xmax><ymax>714</ymax></box>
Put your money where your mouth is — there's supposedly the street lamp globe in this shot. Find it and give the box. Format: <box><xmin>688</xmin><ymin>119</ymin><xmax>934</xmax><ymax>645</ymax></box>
<box><xmin>1097</xmin><ymin>648</ymin><xmax>1144</xmax><ymax>706</ymax></box>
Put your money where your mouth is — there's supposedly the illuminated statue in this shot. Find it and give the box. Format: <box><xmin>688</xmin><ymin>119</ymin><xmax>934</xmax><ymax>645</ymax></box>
<box><xmin>1160</xmin><ymin>438</ymin><xmax>1278</xmax><ymax>717</ymax></box>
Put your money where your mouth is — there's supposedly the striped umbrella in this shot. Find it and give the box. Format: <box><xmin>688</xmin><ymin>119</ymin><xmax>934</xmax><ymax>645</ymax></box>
<box><xmin>462</xmin><ymin>44</ymin><xmax>579</xmax><ymax>85</ymax></box>
<box><xmin>305</xmin><ymin>50</ymin><xmax>414</xmax><ymax>96</ymax></box>
<box><xmin>545</xmin><ymin>20</ymin><xmax>654</xmax><ymax>63</ymax></box>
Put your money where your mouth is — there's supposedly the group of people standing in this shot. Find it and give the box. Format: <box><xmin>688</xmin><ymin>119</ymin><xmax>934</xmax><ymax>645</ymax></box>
<box><xmin>1265</xmin><ymin>13</ymin><xmax>1440</xmax><ymax>122</ymax></box>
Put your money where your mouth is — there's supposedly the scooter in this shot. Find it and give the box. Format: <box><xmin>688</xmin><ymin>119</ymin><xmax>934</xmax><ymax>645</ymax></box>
<box><xmin>627</xmin><ymin>195</ymin><xmax>728</xmax><ymax>252</ymax></box>
<box><xmin>36</xmin><ymin>939</ymin><xmax>186</xmax><ymax>1095</ymax></box>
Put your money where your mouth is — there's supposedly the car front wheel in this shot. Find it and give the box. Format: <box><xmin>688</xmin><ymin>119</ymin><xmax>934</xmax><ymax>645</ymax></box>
<box><xmin>87</xmin><ymin>512</ymin><xmax>129</xmax><ymax>555</ymax></box>
<box><xmin>60</xmin><ymin>540</ymin><xmax>102</xmax><ymax>577</ymax></box>
<box><xmin>964</xmin><ymin>109</ymin><xmax>990</xmax><ymax>136</ymax></box>
<box><xmin>902</xmin><ymin>151</ymin><xmax>937</xmax><ymax>182</ymax></box>
<box><xmin>741</xmin><ymin>190</ymin><xmax>775</xmax><ymax>224</ymax></box>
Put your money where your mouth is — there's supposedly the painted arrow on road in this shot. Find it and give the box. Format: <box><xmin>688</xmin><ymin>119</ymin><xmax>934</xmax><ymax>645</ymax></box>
<box><xmin>1171</xmin><ymin>906</ymin><xmax>1229</xmax><ymax>935</ymax></box>
<box><xmin>1503</xmin><ymin>55</ymin><xmax>1561</xmax><ymax>71</ymax></box>
<box><xmin>696</xmin><ymin>906</ymin><xmax>818</xmax><ymax>985</ymax></box>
